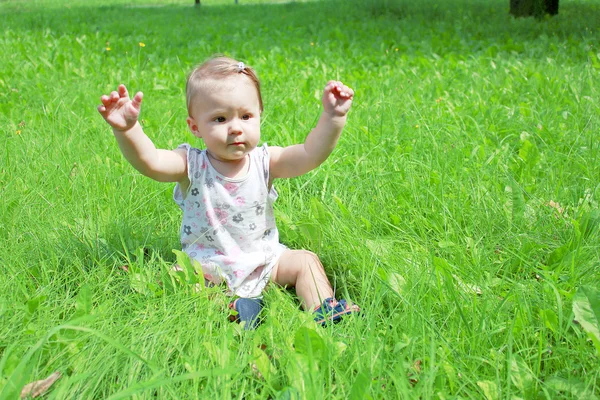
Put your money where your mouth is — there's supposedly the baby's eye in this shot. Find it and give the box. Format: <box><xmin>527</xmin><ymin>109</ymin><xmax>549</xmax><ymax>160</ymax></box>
<box><xmin>215</xmin><ymin>116</ymin><xmax>226</xmax><ymax>123</ymax></box>
<box><xmin>242</xmin><ymin>114</ymin><xmax>251</xmax><ymax>121</ymax></box>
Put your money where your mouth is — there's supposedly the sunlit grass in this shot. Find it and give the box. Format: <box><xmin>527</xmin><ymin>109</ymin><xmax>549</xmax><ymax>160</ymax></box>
<box><xmin>1</xmin><ymin>0</ymin><xmax>599</xmax><ymax>398</ymax></box>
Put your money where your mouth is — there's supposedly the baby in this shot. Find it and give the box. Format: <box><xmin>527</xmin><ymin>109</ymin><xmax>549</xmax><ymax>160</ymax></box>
<box><xmin>98</xmin><ymin>56</ymin><xmax>359</xmax><ymax>329</ymax></box>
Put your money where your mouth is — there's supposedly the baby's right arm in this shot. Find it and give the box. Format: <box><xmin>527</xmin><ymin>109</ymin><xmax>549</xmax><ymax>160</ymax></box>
<box><xmin>97</xmin><ymin>84</ymin><xmax>188</xmax><ymax>183</ymax></box>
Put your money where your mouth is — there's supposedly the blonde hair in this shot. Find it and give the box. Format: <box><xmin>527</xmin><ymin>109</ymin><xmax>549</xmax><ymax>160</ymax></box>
<box><xmin>186</xmin><ymin>56</ymin><xmax>263</xmax><ymax>116</ymax></box>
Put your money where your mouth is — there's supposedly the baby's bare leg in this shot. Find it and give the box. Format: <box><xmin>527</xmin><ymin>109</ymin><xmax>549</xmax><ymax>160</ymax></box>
<box><xmin>271</xmin><ymin>250</ymin><xmax>334</xmax><ymax>311</ymax></box>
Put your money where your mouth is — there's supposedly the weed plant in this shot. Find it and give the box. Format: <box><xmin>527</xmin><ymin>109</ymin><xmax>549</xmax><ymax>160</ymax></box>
<box><xmin>1</xmin><ymin>0</ymin><xmax>599</xmax><ymax>398</ymax></box>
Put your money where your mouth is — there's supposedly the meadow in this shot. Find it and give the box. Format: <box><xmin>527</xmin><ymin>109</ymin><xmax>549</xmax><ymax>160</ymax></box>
<box><xmin>1</xmin><ymin>0</ymin><xmax>599</xmax><ymax>398</ymax></box>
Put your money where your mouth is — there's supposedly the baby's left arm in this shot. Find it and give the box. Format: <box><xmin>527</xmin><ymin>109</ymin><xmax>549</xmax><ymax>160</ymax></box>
<box><xmin>269</xmin><ymin>81</ymin><xmax>354</xmax><ymax>179</ymax></box>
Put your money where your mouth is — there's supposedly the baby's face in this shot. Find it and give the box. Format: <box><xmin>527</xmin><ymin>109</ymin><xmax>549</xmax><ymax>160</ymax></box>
<box><xmin>187</xmin><ymin>75</ymin><xmax>261</xmax><ymax>162</ymax></box>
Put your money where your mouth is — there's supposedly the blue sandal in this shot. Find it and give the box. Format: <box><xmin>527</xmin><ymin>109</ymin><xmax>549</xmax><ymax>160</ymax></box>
<box><xmin>313</xmin><ymin>297</ymin><xmax>360</xmax><ymax>326</ymax></box>
<box><xmin>228</xmin><ymin>297</ymin><xmax>263</xmax><ymax>330</ymax></box>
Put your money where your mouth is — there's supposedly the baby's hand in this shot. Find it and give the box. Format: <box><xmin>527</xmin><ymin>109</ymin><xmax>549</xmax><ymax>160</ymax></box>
<box><xmin>322</xmin><ymin>81</ymin><xmax>354</xmax><ymax>117</ymax></box>
<box><xmin>97</xmin><ymin>84</ymin><xmax>143</xmax><ymax>132</ymax></box>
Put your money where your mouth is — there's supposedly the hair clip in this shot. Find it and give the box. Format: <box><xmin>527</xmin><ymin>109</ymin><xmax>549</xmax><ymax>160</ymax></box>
<box><xmin>236</xmin><ymin>62</ymin><xmax>245</xmax><ymax>72</ymax></box>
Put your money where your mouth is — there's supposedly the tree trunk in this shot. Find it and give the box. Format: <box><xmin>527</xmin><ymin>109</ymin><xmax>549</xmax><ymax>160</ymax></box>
<box><xmin>195</xmin><ymin>0</ymin><xmax>200</xmax><ymax>5</ymax></box>
<box><xmin>510</xmin><ymin>0</ymin><xmax>559</xmax><ymax>17</ymax></box>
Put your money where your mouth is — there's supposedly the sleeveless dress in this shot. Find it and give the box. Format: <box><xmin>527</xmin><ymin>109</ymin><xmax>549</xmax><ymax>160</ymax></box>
<box><xmin>173</xmin><ymin>143</ymin><xmax>286</xmax><ymax>298</ymax></box>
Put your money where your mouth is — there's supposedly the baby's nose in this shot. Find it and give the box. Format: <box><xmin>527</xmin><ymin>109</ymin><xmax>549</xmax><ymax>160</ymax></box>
<box><xmin>228</xmin><ymin>119</ymin><xmax>243</xmax><ymax>135</ymax></box>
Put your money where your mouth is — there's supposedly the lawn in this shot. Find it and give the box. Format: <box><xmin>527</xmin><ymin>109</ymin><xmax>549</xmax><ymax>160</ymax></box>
<box><xmin>1</xmin><ymin>0</ymin><xmax>599</xmax><ymax>398</ymax></box>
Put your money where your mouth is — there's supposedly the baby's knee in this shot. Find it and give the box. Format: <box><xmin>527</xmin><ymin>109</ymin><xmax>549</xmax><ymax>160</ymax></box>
<box><xmin>296</xmin><ymin>250</ymin><xmax>322</xmax><ymax>269</ymax></box>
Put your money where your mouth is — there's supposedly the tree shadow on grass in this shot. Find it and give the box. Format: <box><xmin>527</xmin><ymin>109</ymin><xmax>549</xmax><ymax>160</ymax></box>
<box><xmin>1</xmin><ymin>0</ymin><xmax>598</xmax><ymax>64</ymax></box>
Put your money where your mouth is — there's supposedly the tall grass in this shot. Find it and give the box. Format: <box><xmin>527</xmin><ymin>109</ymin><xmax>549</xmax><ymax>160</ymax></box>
<box><xmin>1</xmin><ymin>0</ymin><xmax>599</xmax><ymax>398</ymax></box>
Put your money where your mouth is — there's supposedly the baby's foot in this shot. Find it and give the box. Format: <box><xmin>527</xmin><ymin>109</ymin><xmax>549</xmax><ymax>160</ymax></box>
<box><xmin>228</xmin><ymin>298</ymin><xmax>263</xmax><ymax>330</ymax></box>
<box><xmin>313</xmin><ymin>298</ymin><xmax>360</xmax><ymax>326</ymax></box>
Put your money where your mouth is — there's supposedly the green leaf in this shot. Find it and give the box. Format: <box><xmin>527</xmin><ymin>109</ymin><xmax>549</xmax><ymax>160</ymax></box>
<box><xmin>276</xmin><ymin>387</ymin><xmax>301</xmax><ymax>400</ymax></box>
<box><xmin>74</xmin><ymin>285</ymin><xmax>92</xmax><ymax>317</ymax></box>
<box><xmin>387</xmin><ymin>272</ymin><xmax>406</xmax><ymax>296</ymax></box>
<box><xmin>310</xmin><ymin>197</ymin><xmax>330</xmax><ymax>224</ymax></box>
<box><xmin>130</xmin><ymin>273</ymin><xmax>150</xmax><ymax>296</ymax></box>
<box><xmin>333</xmin><ymin>195</ymin><xmax>351</xmax><ymax>218</ymax></box>
<box><xmin>546</xmin><ymin>242</ymin><xmax>573</xmax><ymax>266</ymax></box>
<box><xmin>477</xmin><ymin>380</ymin><xmax>499</xmax><ymax>400</ymax></box>
<box><xmin>572</xmin><ymin>286</ymin><xmax>600</xmax><ymax>354</ymax></box>
<box><xmin>578</xmin><ymin>210</ymin><xmax>600</xmax><ymax>240</ymax></box>
<box><xmin>546</xmin><ymin>377</ymin><xmax>599</xmax><ymax>400</ymax></box>
<box><xmin>540</xmin><ymin>309</ymin><xmax>558</xmax><ymax>333</ymax></box>
<box><xmin>349</xmin><ymin>371</ymin><xmax>370</xmax><ymax>400</ymax></box>
<box><xmin>27</xmin><ymin>295</ymin><xmax>46</xmax><ymax>314</ymax></box>
<box><xmin>437</xmin><ymin>240</ymin><xmax>456</xmax><ymax>249</ymax></box>
<box><xmin>252</xmin><ymin>346</ymin><xmax>276</xmax><ymax>382</ymax></box>
<box><xmin>506</xmin><ymin>181</ymin><xmax>525</xmax><ymax>223</ymax></box>
<box><xmin>518</xmin><ymin>139</ymin><xmax>539</xmax><ymax>169</ymax></box>
<box><xmin>331</xmin><ymin>341</ymin><xmax>347</xmax><ymax>358</ymax></box>
<box><xmin>294</xmin><ymin>327</ymin><xmax>325</xmax><ymax>360</ymax></box>
<box><xmin>510</xmin><ymin>356</ymin><xmax>534</xmax><ymax>393</ymax></box>
<box><xmin>172</xmin><ymin>249</ymin><xmax>200</xmax><ymax>286</ymax></box>
<box><xmin>433</xmin><ymin>256</ymin><xmax>452</xmax><ymax>273</ymax></box>
<box><xmin>297</xmin><ymin>222</ymin><xmax>322</xmax><ymax>247</ymax></box>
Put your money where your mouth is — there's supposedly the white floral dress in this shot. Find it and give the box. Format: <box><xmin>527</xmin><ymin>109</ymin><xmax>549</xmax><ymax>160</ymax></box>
<box><xmin>173</xmin><ymin>143</ymin><xmax>286</xmax><ymax>298</ymax></box>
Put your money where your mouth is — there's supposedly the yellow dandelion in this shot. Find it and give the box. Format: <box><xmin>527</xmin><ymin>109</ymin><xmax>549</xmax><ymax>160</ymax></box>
<box><xmin>415</xmin><ymin>124</ymin><xmax>419</xmax><ymax>128</ymax></box>
<box><xmin>106</xmin><ymin>47</ymin><xmax>111</xmax><ymax>51</ymax></box>
<box><xmin>16</xmin><ymin>130</ymin><xmax>21</xmax><ymax>135</ymax></box>
<box><xmin>395</xmin><ymin>48</ymin><xmax>399</xmax><ymax>51</ymax></box>
<box><xmin>310</xmin><ymin>42</ymin><xmax>314</xmax><ymax>46</ymax></box>
<box><xmin>139</xmin><ymin>42</ymin><xmax>145</xmax><ymax>47</ymax></box>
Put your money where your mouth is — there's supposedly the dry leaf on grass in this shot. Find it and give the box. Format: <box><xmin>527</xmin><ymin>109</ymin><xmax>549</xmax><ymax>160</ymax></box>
<box><xmin>547</xmin><ymin>200</ymin><xmax>565</xmax><ymax>217</ymax></box>
<box><xmin>452</xmin><ymin>274</ymin><xmax>483</xmax><ymax>295</ymax></box>
<box><xmin>408</xmin><ymin>359</ymin><xmax>422</xmax><ymax>386</ymax></box>
<box><xmin>20</xmin><ymin>371</ymin><xmax>61</xmax><ymax>399</ymax></box>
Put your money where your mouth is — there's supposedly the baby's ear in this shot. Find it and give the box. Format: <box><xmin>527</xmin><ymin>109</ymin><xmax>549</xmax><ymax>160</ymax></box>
<box><xmin>186</xmin><ymin>117</ymin><xmax>201</xmax><ymax>137</ymax></box>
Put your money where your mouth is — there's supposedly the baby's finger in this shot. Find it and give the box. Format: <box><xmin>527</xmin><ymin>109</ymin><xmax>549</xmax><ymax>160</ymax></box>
<box><xmin>100</xmin><ymin>94</ymin><xmax>113</xmax><ymax>107</ymax></box>
<box><xmin>97</xmin><ymin>104</ymin><xmax>106</xmax><ymax>114</ymax></box>
<box><xmin>131</xmin><ymin>91</ymin><xmax>144</xmax><ymax>108</ymax></box>
<box><xmin>324</xmin><ymin>81</ymin><xmax>335</xmax><ymax>94</ymax></box>
<box><xmin>329</xmin><ymin>81</ymin><xmax>350</xmax><ymax>97</ymax></box>
<box><xmin>110</xmin><ymin>91</ymin><xmax>119</xmax><ymax>102</ymax></box>
<box><xmin>118</xmin><ymin>84</ymin><xmax>129</xmax><ymax>98</ymax></box>
<box><xmin>340</xmin><ymin>85</ymin><xmax>354</xmax><ymax>98</ymax></box>
<box><xmin>333</xmin><ymin>82</ymin><xmax>351</xmax><ymax>98</ymax></box>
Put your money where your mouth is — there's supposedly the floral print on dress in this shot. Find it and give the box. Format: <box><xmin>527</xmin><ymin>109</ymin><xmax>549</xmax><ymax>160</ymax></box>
<box><xmin>224</xmin><ymin>182</ymin><xmax>239</xmax><ymax>194</ymax></box>
<box><xmin>216</xmin><ymin>202</ymin><xmax>231</xmax><ymax>210</ymax></box>
<box><xmin>253</xmin><ymin>201</ymin><xmax>264</xmax><ymax>216</ymax></box>
<box><xmin>206</xmin><ymin>208</ymin><xmax>228</xmax><ymax>227</ymax></box>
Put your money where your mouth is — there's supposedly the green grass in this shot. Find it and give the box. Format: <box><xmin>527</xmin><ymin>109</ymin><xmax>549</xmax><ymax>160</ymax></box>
<box><xmin>1</xmin><ymin>0</ymin><xmax>599</xmax><ymax>398</ymax></box>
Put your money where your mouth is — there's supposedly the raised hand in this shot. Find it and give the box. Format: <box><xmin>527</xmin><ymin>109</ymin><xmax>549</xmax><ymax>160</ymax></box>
<box><xmin>97</xmin><ymin>84</ymin><xmax>143</xmax><ymax>132</ymax></box>
<box><xmin>322</xmin><ymin>81</ymin><xmax>354</xmax><ymax>117</ymax></box>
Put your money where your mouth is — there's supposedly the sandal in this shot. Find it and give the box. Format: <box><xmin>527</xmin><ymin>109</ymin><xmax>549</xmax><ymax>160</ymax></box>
<box><xmin>313</xmin><ymin>297</ymin><xmax>360</xmax><ymax>326</ymax></box>
<box><xmin>228</xmin><ymin>297</ymin><xmax>263</xmax><ymax>330</ymax></box>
